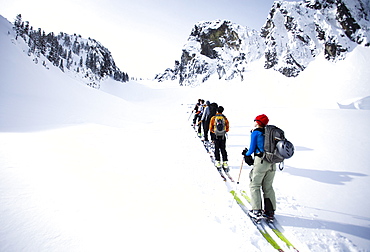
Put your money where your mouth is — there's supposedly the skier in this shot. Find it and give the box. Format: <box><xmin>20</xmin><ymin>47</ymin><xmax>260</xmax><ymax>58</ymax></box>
<box><xmin>201</xmin><ymin>101</ymin><xmax>211</xmax><ymax>142</ymax></box>
<box><xmin>192</xmin><ymin>99</ymin><xmax>202</xmax><ymax>126</ymax></box>
<box><xmin>208</xmin><ymin>102</ymin><xmax>218</xmax><ymax>142</ymax></box>
<box><xmin>243</xmin><ymin>114</ymin><xmax>276</xmax><ymax>222</ymax></box>
<box><xmin>209</xmin><ymin>106</ymin><xmax>229</xmax><ymax>170</ymax></box>
<box><xmin>196</xmin><ymin>99</ymin><xmax>205</xmax><ymax>137</ymax></box>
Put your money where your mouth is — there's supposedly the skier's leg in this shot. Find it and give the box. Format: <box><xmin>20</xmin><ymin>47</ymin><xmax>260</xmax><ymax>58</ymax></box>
<box><xmin>220</xmin><ymin>138</ymin><xmax>228</xmax><ymax>161</ymax></box>
<box><xmin>214</xmin><ymin>138</ymin><xmax>221</xmax><ymax>161</ymax></box>
<box><xmin>262</xmin><ymin>163</ymin><xmax>276</xmax><ymax>212</ymax></box>
<box><xmin>249</xmin><ymin>157</ymin><xmax>270</xmax><ymax>210</ymax></box>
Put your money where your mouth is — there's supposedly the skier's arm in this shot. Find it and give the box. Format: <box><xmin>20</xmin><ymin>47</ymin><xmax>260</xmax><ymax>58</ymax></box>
<box><xmin>209</xmin><ymin>117</ymin><xmax>215</xmax><ymax>133</ymax></box>
<box><xmin>225</xmin><ymin>118</ymin><xmax>229</xmax><ymax>132</ymax></box>
<box><xmin>201</xmin><ymin>107</ymin><xmax>209</xmax><ymax>121</ymax></box>
<box><xmin>245</xmin><ymin>131</ymin><xmax>259</xmax><ymax>156</ymax></box>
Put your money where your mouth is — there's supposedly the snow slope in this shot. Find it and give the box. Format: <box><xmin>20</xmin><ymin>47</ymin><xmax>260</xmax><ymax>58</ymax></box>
<box><xmin>1</xmin><ymin>14</ymin><xmax>370</xmax><ymax>252</ymax></box>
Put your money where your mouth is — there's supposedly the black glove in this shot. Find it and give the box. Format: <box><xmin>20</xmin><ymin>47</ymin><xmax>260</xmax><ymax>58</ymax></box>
<box><xmin>244</xmin><ymin>155</ymin><xmax>254</xmax><ymax>166</ymax></box>
<box><xmin>241</xmin><ymin>148</ymin><xmax>248</xmax><ymax>156</ymax></box>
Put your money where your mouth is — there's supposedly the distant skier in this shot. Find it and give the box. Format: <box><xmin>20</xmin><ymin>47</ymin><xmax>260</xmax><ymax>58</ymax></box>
<box><xmin>196</xmin><ymin>99</ymin><xmax>205</xmax><ymax>137</ymax></box>
<box><xmin>192</xmin><ymin>99</ymin><xmax>202</xmax><ymax>126</ymax></box>
<box><xmin>201</xmin><ymin>101</ymin><xmax>211</xmax><ymax>142</ymax></box>
<box><xmin>207</xmin><ymin>102</ymin><xmax>218</xmax><ymax>142</ymax></box>
<box><xmin>209</xmin><ymin>106</ymin><xmax>229</xmax><ymax>171</ymax></box>
<box><xmin>243</xmin><ymin>114</ymin><xmax>276</xmax><ymax>222</ymax></box>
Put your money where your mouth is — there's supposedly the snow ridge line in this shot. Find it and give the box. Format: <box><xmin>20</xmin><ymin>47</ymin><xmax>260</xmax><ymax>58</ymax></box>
<box><xmin>238</xmin><ymin>190</ymin><xmax>299</xmax><ymax>252</ymax></box>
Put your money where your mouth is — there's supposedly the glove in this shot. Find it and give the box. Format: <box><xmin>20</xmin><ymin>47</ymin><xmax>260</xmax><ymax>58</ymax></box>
<box><xmin>244</xmin><ymin>155</ymin><xmax>254</xmax><ymax>166</ymax></box>
<box><xmin>241</xmin><ymin>148</ymin><xmax>248</xmax><ymax>156</ymax></box>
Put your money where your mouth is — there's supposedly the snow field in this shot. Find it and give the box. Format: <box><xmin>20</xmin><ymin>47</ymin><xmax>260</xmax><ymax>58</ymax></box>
<box><xmin>1</xmin><ymin>13</ymin><xmax>370</xmax><ymax>251</ymax></box>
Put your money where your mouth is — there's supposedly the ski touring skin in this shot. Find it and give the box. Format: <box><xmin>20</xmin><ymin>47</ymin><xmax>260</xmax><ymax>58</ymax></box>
<box><xmin>238</xmin><ymin>190</ymin><xmax>299</xmax><ymax>252</ymax></box>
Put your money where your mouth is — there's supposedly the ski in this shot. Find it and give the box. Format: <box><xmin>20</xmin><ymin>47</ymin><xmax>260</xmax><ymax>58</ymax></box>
<box><xmin>265</xmin><ymin>221</ymin><xmax>299</xmax><ymax>252</ymax></box>
<box><xmin>204</xmin><ymin>142</ymin><xmax>234</xmax><ymax>182</ymax></box>
<box><xmin>224</xmin><ymin>171</ymin><xmax>234</xmax><ymax>182</ymax></box>
<box><xmin>230</xmin><ymin>190</ymin><xmax>284</xmax><ymax>252</ymax></box>
<box><xmin>239</xmin><ymin>191</ymin><xmax>299</xmax><ymax>252</ymax></box>
<box><xmin>216</xmin><ymin>167</ymin><xmax>235</xmax><ymax>182</ymax></box>
<box><xmin>203</xmin><ymin>141</ymin><xmax>217</xmax><ymax>165</ymax></box>
<box><xmin>217</xmin><ymin>169</ymin><xmax>227</xmax><ymax>181</ymax></box>
<box><xmin>202</xmin><ymin>140</ymin><xmax>213</xmax><ymax>154</ymax></box>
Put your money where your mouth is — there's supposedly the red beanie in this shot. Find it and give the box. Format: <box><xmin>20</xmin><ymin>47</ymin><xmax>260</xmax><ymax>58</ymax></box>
<box><xmin>254</xmin><ymin>114</ymin><xmax>269</xmax><ymax>127</ymax></box>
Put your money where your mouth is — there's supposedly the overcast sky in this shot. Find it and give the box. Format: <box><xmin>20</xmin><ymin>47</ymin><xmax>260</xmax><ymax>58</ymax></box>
<box><xmin>1</xmin><ymin>0</ymin><xmax>299</xmax><ymax>78</ymax></box>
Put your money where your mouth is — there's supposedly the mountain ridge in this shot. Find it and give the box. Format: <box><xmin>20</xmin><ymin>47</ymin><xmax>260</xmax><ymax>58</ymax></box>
<box><xmin>6</xmin><ymin>14</ymin><xmax>129</xmax><ymax>89</ymax></box>
<box><xmin>155</xmin><ymin>0</ymin><xmax>370</xmax><ymax>86</ymax></box>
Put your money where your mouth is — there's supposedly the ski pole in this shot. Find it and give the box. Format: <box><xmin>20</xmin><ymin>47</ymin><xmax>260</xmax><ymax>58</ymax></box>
<box><xmin>230</xmin><ymin>159</ymin><xmax>244</xmax><ymax>208</ymax></box>
<box><xmin>237</xmin><ymin>159</ymin><xmax>244</xmax><ymax>184</ymax></box>
<box><xmin>188</xmin><ymin>110</ymin><xmax>193</xmax><ymax>121</ymax></box>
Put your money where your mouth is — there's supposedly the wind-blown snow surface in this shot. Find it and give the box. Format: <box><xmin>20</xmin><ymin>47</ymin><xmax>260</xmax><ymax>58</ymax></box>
<box><xmin>1</xmin><ymin>16</ymin><xmax>370</xmax><ymax>252</ymax></box>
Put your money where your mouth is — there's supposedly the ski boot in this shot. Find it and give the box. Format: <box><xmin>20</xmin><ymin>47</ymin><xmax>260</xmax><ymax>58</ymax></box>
<box><xmin>222</xmin><ymin>161</ymin><xmax>229</xmax><ymax>171</ymax></box>
<box><xmin>222</xmin><ymin>162</ymin><xmax>234</xmax><ymax>182</ymax></box>
<box><xmin>215</xmin><ymin>161</ymin><xmax>222</xmax><ymax>169</ymax></box>
<box><xmin>248</xmin><ymin>210</ymin><xmax>263</xmax><ymax>223</ymax></box>
<box><xmin>264</xmin><ymin>211</ymin><xmax>275</xmax><ymax>223</ymax></box>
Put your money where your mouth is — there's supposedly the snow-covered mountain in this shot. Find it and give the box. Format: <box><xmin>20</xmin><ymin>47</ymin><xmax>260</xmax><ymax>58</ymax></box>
<box><xmin>1</xmin><ymin>6</ymin><xmax>370</xmax><ymax>252</ymax></box>
<box><xmin>155</xmin><ymin>0</ymin><xmax>370</xmax><ymax>86</ymax></box>
<box><xmin>262</xmin><ymin>0</ymin><xmax>370</xmax><ymax>76</ymax></box>
<box><xmin>10</xmin><ymin>14</ymin><xmax>129</xmax><ymax>88</ymax></box>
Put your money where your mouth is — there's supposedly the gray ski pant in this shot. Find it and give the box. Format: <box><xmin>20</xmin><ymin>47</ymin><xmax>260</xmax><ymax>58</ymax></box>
<box><xmin>249</xmin><ymin>156</ymin><xmax>276</xmax><ymax>211</ymax></box>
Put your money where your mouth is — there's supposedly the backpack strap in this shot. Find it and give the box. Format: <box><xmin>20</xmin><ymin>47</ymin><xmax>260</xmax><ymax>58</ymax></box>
<box><xmin>253</xmin><ymin>128</ymin><xmax>264</xmax><ymax>133</ymax></box>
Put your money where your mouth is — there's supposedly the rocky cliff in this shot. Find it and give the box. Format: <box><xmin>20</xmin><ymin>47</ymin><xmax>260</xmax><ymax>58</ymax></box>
<box><xmin>156</xmin><ymin>0</ymin><xmax>370</xmax><ymax>86</ymax></box>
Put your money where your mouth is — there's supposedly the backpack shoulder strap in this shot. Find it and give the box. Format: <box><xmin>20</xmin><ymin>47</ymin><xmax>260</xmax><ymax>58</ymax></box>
<box><xmin>254</xmin><ymin>128</ymin><xmax>264</xmax><ymax>133</ymax></box>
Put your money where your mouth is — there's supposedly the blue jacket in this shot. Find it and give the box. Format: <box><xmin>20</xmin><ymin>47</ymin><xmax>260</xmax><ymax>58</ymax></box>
<box><xmin>245</xmin><ymin>128</ymin><xmax>264</xmax><ymax>156</ymax></box>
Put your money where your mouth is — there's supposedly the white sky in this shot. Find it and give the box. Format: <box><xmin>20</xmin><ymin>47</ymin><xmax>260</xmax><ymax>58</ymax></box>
<box><xmin>0</xmin><ymin>0</ymin><xmax>299</xmax><ymax>78</ymax></box>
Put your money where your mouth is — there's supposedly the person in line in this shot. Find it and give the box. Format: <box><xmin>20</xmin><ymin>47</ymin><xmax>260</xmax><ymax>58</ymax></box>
<box><xmin>196</xmin><ymin>99</ymin><xmax>205</xmax><ymax>137</ymax></box>
<box><xmin>209</xmin><ymin>106</ymin><xmax>229</xmax><ymax>170</ymax></box>
<box><xmin>208</xmin><ymin>102</ymin><xmax>218</xmax><ymax>142</ymax></box>
<box><xmin>192</xmin><ymin>99</ymin><xmax>202</xmax><ymax>126</ymax></box>
<box><xmin>243</xmin><ymin>114</ymin><xmax>276</xmax><ymax>221</ymax></box>
<box><xmin>201</xmin><ymin>101</ymin><xmax>210</xmax><ymax>142</ymax></box>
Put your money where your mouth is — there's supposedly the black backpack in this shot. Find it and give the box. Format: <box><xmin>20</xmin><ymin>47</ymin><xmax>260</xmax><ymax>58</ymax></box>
<box><xmin>262</xmin><ymin>125</ymin><xmax>294</xmax><ymax>169</ymax></box>
<box><xmin>208</xmin><ymin>103</ymin><xmax>218</xmax><ymax>120</ymax></box>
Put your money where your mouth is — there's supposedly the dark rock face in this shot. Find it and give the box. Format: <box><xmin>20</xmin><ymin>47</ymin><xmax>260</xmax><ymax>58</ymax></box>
<box><xmin>156</xmin><ymin>0</ymin><xmax>369</xmax><ymax>85</ymax></box>
<box><xmin>156</xmin><ymin>20</ymin><xmax>264</xmax><ymax>86</ymax></box>
<box><xmin>261</xmin><ymin>0</ymin><xmax>369</xmax><ymax>77</ymax></box>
